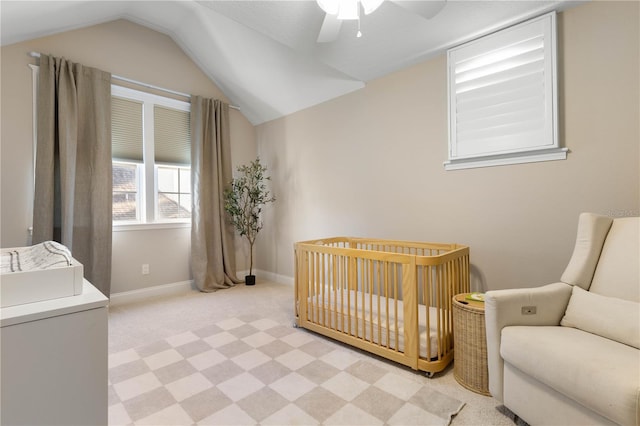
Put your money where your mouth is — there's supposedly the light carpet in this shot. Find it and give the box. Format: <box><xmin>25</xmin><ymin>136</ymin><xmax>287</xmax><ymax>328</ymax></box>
<box><xmin>108</xmin><ymin>314</ymin><xmax>464</xmax><ymax>425</ymax></box>
<box><xmin>108</xmin><ymin>280</ymin><xmax>519</xmax><ymax>425</ymax></box>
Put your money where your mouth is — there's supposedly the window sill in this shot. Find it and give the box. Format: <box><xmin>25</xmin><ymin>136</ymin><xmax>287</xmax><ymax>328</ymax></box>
<box><xmin>113</xmin><ymin>222</ymin><xmax>191</xmax><ymax>232</ymax></box>
<box><xmin>444</xmin><ymin>147</ymin><xmax>569</xmax><ymax>171</ymax></box>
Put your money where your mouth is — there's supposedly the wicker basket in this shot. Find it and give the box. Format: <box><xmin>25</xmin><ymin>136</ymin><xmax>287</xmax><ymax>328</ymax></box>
<box><xmin>453</xmin><ymin>293</ymin><xmax>490</xmax><ymax>395</ymax></box>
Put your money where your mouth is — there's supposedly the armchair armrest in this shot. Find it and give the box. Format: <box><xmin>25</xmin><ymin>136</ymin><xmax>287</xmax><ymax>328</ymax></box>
<box><xmin>484</xmin><ymin>282</ymin><xmax>573</xmax><ymax>402</ymax></box>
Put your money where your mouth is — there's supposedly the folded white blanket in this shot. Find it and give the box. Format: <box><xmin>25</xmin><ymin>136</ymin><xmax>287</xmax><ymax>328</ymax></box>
<box><xmin>1</xmin><ymin>241</ymin><xmax>73</xmax><ymax>274</ymax></box>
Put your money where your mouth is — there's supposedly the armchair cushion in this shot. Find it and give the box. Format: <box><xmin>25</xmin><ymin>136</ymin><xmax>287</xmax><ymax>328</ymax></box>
<box><xmin>485</xmin><ymin>282</ymin><xmax>573</xmax><ymax>401</ymax></box>
<box><xmin>561</xmin><ymin>285</ymin><xmax>640</xmax><ymax>349</ymax></box>
<box><xmin>589</xmin><ymin>217</ymin><xmax>640</xmax><ymax>302</ymax></box>
<box><xmin>560</xmin><ymin>213</ymin><xmax>613</xmax><ymax>290</ymax></box>
<box><xmin>501</xmin><ymin>326</ymin><xmax>639</xmax><ymax>426</ymax></box>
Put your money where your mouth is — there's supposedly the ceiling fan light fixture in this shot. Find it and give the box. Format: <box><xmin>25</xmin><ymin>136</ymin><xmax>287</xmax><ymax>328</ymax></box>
<box><xmin>337</xmin><ymin>0</ymin><xmax>359</xmax><ymax>19</ymax></box>
<box><xmin>360</xmin><ymin>0</ymin><xmax>384</xmax><ymax>15</ymax></box>
<box><xmin>317</xmin><ymin>0</ymin><xmax>384</xmax><ymax>20</ymax></box>
<box><xmin>316</xmin><ymin>0</ymin><xmax>340</xmax><ymax>15</ymax></box>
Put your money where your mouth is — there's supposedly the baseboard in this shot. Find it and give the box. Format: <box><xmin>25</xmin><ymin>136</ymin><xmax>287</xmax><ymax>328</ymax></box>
<box><xmin>237</xmin><ymin>269</ymin><xmax>293</xmax><ymax>286</ymax></box>
<box><xmin>256</xmin><ymin>269</ymin><xmax>294</xmax><ymax>286</ymax></box>
<box><xmin>109</xmin><ymin>280</ymin><xmax>195</xmax><ymax>307</ymax></box>
<box><xmin>110</xmin><ymin>270</ymin><xmax>292</xmax><ymax>307</ymax></box>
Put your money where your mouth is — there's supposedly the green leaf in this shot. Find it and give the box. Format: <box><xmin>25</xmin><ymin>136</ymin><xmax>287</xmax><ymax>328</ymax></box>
<box><xmin>223</xmin><ymin>158</ymin><xmax>276</xmax><ymax>272</ymax></box>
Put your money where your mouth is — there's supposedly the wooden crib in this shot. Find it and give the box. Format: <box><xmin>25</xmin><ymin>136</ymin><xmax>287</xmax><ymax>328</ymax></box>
<box><xmin>294</xmin><ymin>237</ymin><xmax>470</xmax><ymax>376</ymax></box>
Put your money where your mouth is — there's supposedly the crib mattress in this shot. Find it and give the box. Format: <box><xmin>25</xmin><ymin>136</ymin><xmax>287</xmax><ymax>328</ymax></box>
<box><xmin>306</xmin><ymin>289</ymin><xmax>449</xmax><ymax>359</ymax></box>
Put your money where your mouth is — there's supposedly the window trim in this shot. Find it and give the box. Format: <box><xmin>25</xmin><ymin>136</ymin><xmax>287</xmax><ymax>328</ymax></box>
<box><xmin>445</xmin><ymin>11</ymin><xmax>567</xmax><ymax>171</ymax></box>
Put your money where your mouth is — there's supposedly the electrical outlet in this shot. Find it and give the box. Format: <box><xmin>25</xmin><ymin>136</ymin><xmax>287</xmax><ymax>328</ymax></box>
<box><xmin>142</xmin><ymin>264</ymin><xmax>150</xmax><ymax>275</ymax></box>
<box><xmin>521</xmin><ymin>306</ymin><xmax>537</xmax><ymax>315</ymax></box>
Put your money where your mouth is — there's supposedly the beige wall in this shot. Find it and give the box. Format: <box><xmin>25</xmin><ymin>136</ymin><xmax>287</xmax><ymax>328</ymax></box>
<box><xmin>0</xmin><ymin>20</ymin><xmax>257</xmax><ymax>293</ymax></box>
<box><xmin>2</xmin><ymin>2</ymin><xmax>638</xmax><ymax>293</ymax></box>
<box><xmin>255</xmin><ymin>1</ymin><xmax>639</xmax><ymax>290</ymax></box>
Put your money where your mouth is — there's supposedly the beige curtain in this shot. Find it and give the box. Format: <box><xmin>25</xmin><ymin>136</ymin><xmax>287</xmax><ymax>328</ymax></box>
<box><xmin>32</xmin><ymin>54</ymin><xmax>112</xmax><ymax>296</ymax></box>
<box><xmin>190</xmin><ymin>96</ymin><xmax>241</xmax><ymax>292</ymax></box>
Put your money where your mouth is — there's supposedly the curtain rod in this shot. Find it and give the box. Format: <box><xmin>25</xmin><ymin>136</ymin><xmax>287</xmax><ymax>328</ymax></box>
<box><xmin>29</xmin><ymin>52</ymin><xmax>240</xmax><ymax>111</ymax></box>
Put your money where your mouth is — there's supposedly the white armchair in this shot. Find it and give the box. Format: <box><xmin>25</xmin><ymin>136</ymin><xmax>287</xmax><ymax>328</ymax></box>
<box><xmin>485</xmin><ymin>213</ymin><xmax>639</xmax><ymax>425</ymax></box>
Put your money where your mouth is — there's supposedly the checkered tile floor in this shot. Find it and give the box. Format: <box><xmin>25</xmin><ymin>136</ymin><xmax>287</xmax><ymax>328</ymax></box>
<box><xmin>108</xmin><ymin>314</ymin><xmax>463</xmax><ymax>425</ymax></box>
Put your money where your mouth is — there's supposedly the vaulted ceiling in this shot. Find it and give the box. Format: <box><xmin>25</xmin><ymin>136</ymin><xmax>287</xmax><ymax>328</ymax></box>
<box><xmin>1</xmin><ymin>0</ymin><xmax>582</xmax><ymax>124</ymax></box>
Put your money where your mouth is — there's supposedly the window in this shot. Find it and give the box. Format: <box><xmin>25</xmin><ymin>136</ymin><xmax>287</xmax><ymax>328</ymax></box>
<box><xmin>112</xmin><ymin>162</ymin><xmax>141</xmax><ymax>222</ymax></box>
<box><xmin>157</xmin><ymin>166</ymin><xmax>191</xmax><ymax>220</ymax></box>
<box><xmin>111</xmin><ymin>86</ymin><xmax>191</xmax><ymax>224</ymax></box>
<box><xmin>445</xmin><ymin>12</ymin><xmax>567</xmax><ymax>170</ymax></box>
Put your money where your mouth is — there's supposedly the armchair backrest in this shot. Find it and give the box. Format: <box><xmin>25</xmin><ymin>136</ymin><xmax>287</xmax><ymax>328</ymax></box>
<box><xmin>589</xmin><ymin>217</ymin><xmax>639</xmax><ymax>302</ymax></box>
<box><xmin>561</xmin><ymin>213</ymin><xmax>639</xmax><ymax>302</ymax></box>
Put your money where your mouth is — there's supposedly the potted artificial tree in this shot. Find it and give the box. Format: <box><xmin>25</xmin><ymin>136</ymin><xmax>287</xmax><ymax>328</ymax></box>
<box><xmin>224</xmin><ymin>158</ymin><xmax>275</xmax><ymax>285</ymax></box>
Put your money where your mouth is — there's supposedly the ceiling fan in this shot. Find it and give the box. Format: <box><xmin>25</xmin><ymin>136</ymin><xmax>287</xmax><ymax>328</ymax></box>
<box><xmin>317</xmin><ymin>0</ymin><xmax>447</xmax><ymax>42</ymax></box>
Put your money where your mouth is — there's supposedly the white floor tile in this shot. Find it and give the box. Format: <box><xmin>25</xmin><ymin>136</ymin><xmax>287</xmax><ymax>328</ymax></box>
<box><xmin>199</xmin><ymin>403</ymin><xmax>257</xmax><ymax>425</ymax></box>
<box><xmin>113</xmin><ymin>372</ymin><xmax>162</xmax><ymax>401</ymax></box>
<box><xmin>320</xmin><ymin>349</ymin><xmax>360</xmax><ymax>370</ymax></box>
<box><xmin>203</xmin><ymin>331</ymin><xmax>237</xmax><ymax>348</ymax></box>
<box><xmin>232</xmin><ymin>348</ymin><xmax>271</xmax><ymax>370</ymax></box>
<box><xmin>261</xmin><ymin>403</ymin><xmax>319</xmax><ymax>425</ymax></box>
<box><xmin>109</xmin><ymin>349</ymin><xmax>140</xmax><ymax>369</ymax></box>
<box><xmin>280</xmin><ymin>331</ymin><xmax>316</xmax><ymax>348</ymax></box>
<box><xmin>242</xmin><ymin>331</ymin><xmax>276</xmax><ymax>348</ymax></box>
<box><xmin>387</xmin><ymin>402</ymin><xmax>444</xmax><ymax>425</ymax></box>
<box><xmin>324</xmin><ymin>403</ymin><xmax>384</xmax><ymax>426</ymax></box>
<box><xmin>250</xmin><ymin>318</ymin><xmax>280</xmax><ymax>331</ymax></box>
<box><xmin>143</xmin><ymin>349</ymin><xmax>183</xmax><ymax>370</ymax></box>
<box><xmin>269</xmin><ymin>372</ymin><xmax>317</xmax><ymax>401</ymax></box>
<box><xmin>108</xmin><ymin>403</ymin><xmax>132</xmax><ymax>425</ymax></box>
<box><xmin>217</xmin><ymin>372</ymin><xmax>265</xmax><ymax>401</ymax></box>
<box><xmin>165</xmin><ymin>331</ymin><xmax>199</xmax><ymax>348</ymax></box>
<box><xmin>216</xmin><ymin>317</ymin><xmax>246</xmax><ymax>330</ymax></box>
<box><xmin>321</xmin><ymin>371</ymin><xmax>369</xmax><ymax>401</ymax></box>
<box><xmin>275</xmin><ymin>349</ymin><xmax>315</xmax><ymax>370</ymax></box>
<box><xmin>135</xmin><ymin>403</ymin><xmax>193</xmax><ymax>425</ymax></box>
<box><xmin>165</xmin><ymin>372</ymin><xmax>212</xmax><ymax>402</ymax></box>
<box><xmin>374</xmin><ymin>372</ymin><xmax>423</xmax><ymax>400</ymax></box>
<box><xmin>187</xmin><ymin>348</ymin><xmax>226</xmax><ymax>371</ymax></box>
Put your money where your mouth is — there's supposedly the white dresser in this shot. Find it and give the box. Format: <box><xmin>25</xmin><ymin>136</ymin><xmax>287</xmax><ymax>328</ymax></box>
<box><xmin>1</xmin><ymin>279</ymin><xmax>108</xmax><ymax>426</ymax></box>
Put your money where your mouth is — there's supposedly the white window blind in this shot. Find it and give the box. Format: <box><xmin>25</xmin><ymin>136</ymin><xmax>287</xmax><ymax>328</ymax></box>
<box><xmin>112</xmin><ymin>96</ymin><xmax>143</xmax><ymax>162</ymax></box>
<box><xmin>154</xmin><ymin>105</ymin><xmax>190</xmax><ymax>165</ymax></box>
<box><xmin>446</xmin><ymin>12</ymin><xmax>566</xmax><ymax>170</ymax></box>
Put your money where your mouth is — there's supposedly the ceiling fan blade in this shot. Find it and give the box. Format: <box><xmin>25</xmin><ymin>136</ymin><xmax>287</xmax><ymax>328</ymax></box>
<box><xmin>392</xmin><ymin>0</ymin><xmax>447</xmax><ymax>19</ymax></box>
<box><xmin>317</xmin><ymin>13</ymin><xmax>342</xmax><ymax>43</ymax></box>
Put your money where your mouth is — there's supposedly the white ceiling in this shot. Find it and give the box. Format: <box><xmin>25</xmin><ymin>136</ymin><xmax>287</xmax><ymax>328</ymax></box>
<box><xmin>1</xmin><ymin>0</ymin><xmax>582</xmax><ymax>124</ymax></box>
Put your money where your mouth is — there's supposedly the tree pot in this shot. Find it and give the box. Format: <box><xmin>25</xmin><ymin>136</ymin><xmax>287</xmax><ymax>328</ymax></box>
<box><xmin>245</xmin><ymin>275</ymin><xmax>256</xmax><ymax>286</ymax></box>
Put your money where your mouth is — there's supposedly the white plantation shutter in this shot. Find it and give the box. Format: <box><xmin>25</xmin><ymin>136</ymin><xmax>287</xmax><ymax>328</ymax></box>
<box><xmin>154</xmin><ymin>105</ymin><xmax>191</xmax><ymax>165</ymax></box>
<box><xmin>446</xmin><ymin>12</ymin><xmax>566</xmax><ymax>170</ymax></box>
<box><xmin>112</xmin><ymin>96</ymin><xmax>143</xmax><ymax>162</ymax></box>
